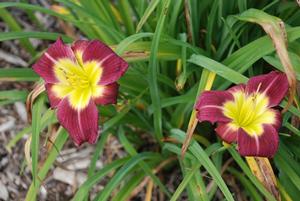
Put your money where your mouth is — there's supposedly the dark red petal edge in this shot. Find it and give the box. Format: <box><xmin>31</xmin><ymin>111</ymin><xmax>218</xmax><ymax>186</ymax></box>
<box><xmin>57</xmin><ymin>98</ymin><xmax>99</xmax><ymax>146</ymax></box>
<box><xmin>71</xmin><ymin>40</ymin><xmax>90</xmax><ymax>54</ymax></box>
<box><xmin>94</xmin><ymin>83</ymin><xmax>119</xmax><ymax>105</ymax></box>
<box><xmin>195</xmin><ymin>90</ymin><xmax>233</xmax><ymax>123</ymax></box>
<box><xmin>32</xmin><ymin>38</ymin><xmax>76</xmax><ymax>83</ymax></box>
<box><xmin>215</xmin><ymin>122</ymin><xmax>238</xmax><ymax>143</ymax></box>
<box><xmin>45</xmin><ymin>83</ymin><xmax>62</xmax><ymax>109</ymax></box>
<box><xmin>246</xmin><ymin>71</ymin><xmax>289</xmax><ymax>107</ymax></box>
<box><xmin>237</xmin><ymin>125</ymin><xmax>279</xmax><ymax>157</ymax></box>
<box><xmin>82</xmin><ymin>40</ymin><xmax>129</xmax><ymax>85</ymax></box>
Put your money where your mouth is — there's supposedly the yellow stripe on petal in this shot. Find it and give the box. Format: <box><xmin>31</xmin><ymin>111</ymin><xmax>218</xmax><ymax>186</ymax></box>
<box><xmin>92</xmin><ymin>85</ymin><xmax>104</xmax><ymax>98</ymax></box>
<box><xmin>75</xmin><ymin>51</ymin><xmax>84</xmax><ymax>67</ymax></box>
<box><xmin>83</xmin><ymin>61</ymin><xmax>102</xmax><ymax>85</ymax></box>
<box><xmin>69</xmin><ymin>88</ymin><xmax>92</xmax><ymax>109</ymax></box>
<box><xmin>52</xmin><ymin>84</ymin><xmax>73</xmax><ymax>98</ymax></box>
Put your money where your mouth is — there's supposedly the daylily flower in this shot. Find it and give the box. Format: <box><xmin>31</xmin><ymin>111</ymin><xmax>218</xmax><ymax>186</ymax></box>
<box><xmin>33</xmin><ymin>38</ymin><xmax>128</xmax><ymax>146</ymax></box>
<box><xmin>195</xmin><ymin>71</ymin><xmax>288</xmax><ymax>157</ymax></box>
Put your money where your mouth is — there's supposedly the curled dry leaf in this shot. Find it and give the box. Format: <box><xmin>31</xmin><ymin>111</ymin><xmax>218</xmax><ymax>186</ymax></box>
<box><xmin>238</xmin><ymin>8</ymin><xmax>297</xmax><ymax>112</ymax></box>
<box><xmin>44</xmin><ymin>125</ymin><xmax>60</xmax><ymax>151</ymax></box>
<box><xmin>24</xmin><ymin>135</ymin><xmax>32</xmax><ymax>171</ymax></box>
<box><xmin>145</xmin><ymin>180</ymin><xmax>154</xmax><ymax>201</ymax></box>
<box><xmin>26</xmin><ymin>83</ymin><xmax>45</xmax><ymax>123</ymax></box>
<box><xmin>181</xmin><ymin>111</ymin><xmax>198</xmax><ymax>158</ymax></box>
<box><xmin>184</xmin><ymin>0</ymin><xmax>193</xmax><ymax>43</ymax></box>
<box><xmin>122</xmin><ymin>51</ymin><xmax>150</xmax><ymax>61</ymax></box>
<box><xmin>37</xmin><ymin>125</ymin><xmax>61</xmax><ymax>168</ymax></box>
<box><xmin>246</xmin><ymin>157</ymin><xmax>280</xmax><ymax>200</ymax></box>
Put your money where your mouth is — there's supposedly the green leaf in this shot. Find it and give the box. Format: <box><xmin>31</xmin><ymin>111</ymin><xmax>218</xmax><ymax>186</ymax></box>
<box><xmin>136</xmin><ymin>0</ymin><xmax>160</xmax><ymax>32</ymax></box>
<box><xmin>0</xmin><ymin>90</ymin><xmax>28</xmax><ymax>103</ymax></box>
<box><xmin>118</xmin><ymin>127</ymin><xmax>171</xmax><ymax>197</ymax></box>
<box><xmin>72</xmin><ymin>157</ymin><xmax>130</xmax><ymax>201</ymax></box>
<box><xmin>0</xmin><ymin>68</ymin><xmax>38</xmax><ymax>82</ymax></box>
<box><xmin>118</xmin><ymin>0</ymin><xmax>135</xmax><ymax>35</ymax></box>
<box><xmin>0</xmin><ymin>8</ymin><xmax>36</xmax><ymax>55</ymax></box>
<box><xmin>31</xmin><ymin>96</ymin><xmax>44</xmax><ymax>189</ymax></box>
<box><xmin>148</xmin><ymin>0</ymin><xmax>172</xmax><ymax>143</ymax></box>
<box><xmin>170</xmin><ymin>129</ymin><xmax>235</xmax><ymax>201</ymax></box>
<box><xmin>25</xmin><ymin>128</ymin><xmax>68</xmax><ymax>201</ymax></box>
<box><xmin>94</xmin><ymin>153</ymin><xmax>161</xmax><ymax>201</ymax></box>
<box><xmin>170</xmin><ymin>162</ymin><xmax>202</xmax><ymax>201</ymax></box>
<box><xmin>228</xmin><ymin>168</ymin><xmax>263</xmax><ymax>201</ymax></box>
<box><xmin>275</xmin><ymin>146</ymin><xmax>300</xmax><ymax>192</ymax></box>
<box><xmin>188</xmin><ymin>54</ymin><xmax>248</xmax><ymax>84</ymax></box>
<box><xmin>111</xmin><ymin>171</ymin><xmax>145</xmax><ymax>201</ymax></box>
<box><xmin>115</xmin><ymin>32</ymin><xmax>153</xmax><ymax>55</ymax></box>
<box><xmin>0</xmin><ymin>31</ymin><xmax>72</xmax><ymax>42</ymax></box>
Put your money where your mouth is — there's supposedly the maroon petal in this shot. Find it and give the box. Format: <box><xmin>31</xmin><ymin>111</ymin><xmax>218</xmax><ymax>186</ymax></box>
<box><xmin>215</xmin><ymin>123</ymin><xmax>238</xmax><ymax>143</ymax></box>
<box><xmin>82</xmin><ymin>40</ymin><xmax>128</xmax><ymax>85</ymax></box>
<box><xmin>71</xmin><ymin>40</ymin><xmax>89</xmax><ymax>53</ymax></box>
<box><xmin>228</xmin><ymin>84</ymin><xmax>246</xmax><ymax>94</ymax></box>
<box><xmin>195</xmin><ymin>91</ymin><xmax>233</xmax><ymax>123</ymax></box>
<box><xmin>246</xmin><ymin>71</ymin><xmax>288</xmax><ymax>107</ymax></box>
<box><xmin>237</xmin><ymin>125</ymin><xmax>279</xmax><ymax>157</ymax></box>
<box><xmin>32</xmin><ymin>38</ymin><xmax>76</xmax><ymax>83</ymax></box>
<box><xmin>45</xmin><ymin>83</ymin><xmax>62</xmax><ymax>108</ymax></box>
<box><xmin>94</xmin><ymin>83</ymin><xmax>119</xmax><ymax>105</ymax></box>
<box><xmin>57</xmin><ymin>98</ymin><xmax>99</xmax><ymax>146</ymax></box>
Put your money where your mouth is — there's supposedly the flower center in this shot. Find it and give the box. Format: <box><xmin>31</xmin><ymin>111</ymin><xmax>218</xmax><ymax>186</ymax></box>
<box><xmin>52</xmin><ymin>58</ymin><xmax>103</xmax><ymax>109</ymax></box>
<box><xmin>66</xmin><ymin>69</ymin><xmax>90</xmax><ymax>89</ymax></box>
<box><xmin>222</xmin><ymin>91</ymin><xmax>275</xmax><ymax>137</ymax></box>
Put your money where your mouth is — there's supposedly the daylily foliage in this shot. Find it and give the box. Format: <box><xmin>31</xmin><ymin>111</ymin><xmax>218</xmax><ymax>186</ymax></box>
<box><xmin>33</xmin><ymin>38</ymin><xmax>128</xmax><ymax>145</ymax></box>
<box><xmin>196</xmin><ymin>71</ymin><xmax>288</xmax><ymax>157</ymax></box>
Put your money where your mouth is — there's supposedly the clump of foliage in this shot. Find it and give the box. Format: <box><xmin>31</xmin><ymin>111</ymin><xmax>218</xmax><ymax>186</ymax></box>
<box><xmin>1</xmin><ymin>0</ymin><xmax>300</xmax><ymax>200</ymax></box>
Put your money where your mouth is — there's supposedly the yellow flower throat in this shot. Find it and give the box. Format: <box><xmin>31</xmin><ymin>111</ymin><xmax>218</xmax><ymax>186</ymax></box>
<box><xmin>222</xmin><ymin>91</ymin><xmax>275</xmax><ymax>137</ymax></box>
<box><xmin>51</xmin><ymin>54</ymin><xmax>104</xmax><ymax>110</ymax></box>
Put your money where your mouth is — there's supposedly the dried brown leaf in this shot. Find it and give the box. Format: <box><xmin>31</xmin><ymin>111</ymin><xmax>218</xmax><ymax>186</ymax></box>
<box><xmin>26</xmin><ymin>83</ymin><xmax>45</xmax><ymax>123</ymax></box>
<box><xmin>246</xmin><ymin>157</ymin><xmax>280</xmax><ymax>201</ymax></box>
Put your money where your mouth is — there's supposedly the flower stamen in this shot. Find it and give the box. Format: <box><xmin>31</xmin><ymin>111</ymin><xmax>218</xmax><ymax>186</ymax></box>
<box><xmin>223</xmin><ymin>91</ymin><xmax>275</xmax><ymax>137</ymax></box>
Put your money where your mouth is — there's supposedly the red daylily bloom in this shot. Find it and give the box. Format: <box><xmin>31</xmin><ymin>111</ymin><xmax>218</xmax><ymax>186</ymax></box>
<box><xmin>195</xmin><ymin>71</ymin><xmax>288</xmax><ymax>157</ymax></box>
<box><xmin>33</xmin><ymin>38</ymin><xmax>128</xmax><ymax>146</ymax></box>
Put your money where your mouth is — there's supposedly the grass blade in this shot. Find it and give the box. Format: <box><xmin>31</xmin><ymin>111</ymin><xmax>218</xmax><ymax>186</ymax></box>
<box><xmin>31</xmin><ymin>96</ymin><xmax>44</xmax><ymax>190</ymax></box>
<box><xmin>171</xmin><ymin>129</ymin><xmax>235</xmax><ymax>201</ymax></box>
<box><xmin>25</xmin><ymin>128</ymin><xmax>68</xmax><ymax>201</ymax></box>
<box><xmin>72</xmin><ymin>157</ymin><xmax>130</xmax><ymax>201</ymax></box>
<box><xmin>148</xmin><ymin>0</ymin><xmax>172</xmax><ymax>143</ymax></box>
<box><xmin>136</xmin><ymin>0</ymin><xmax>160</xmax><ymax>32</ymax></box>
